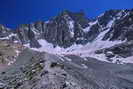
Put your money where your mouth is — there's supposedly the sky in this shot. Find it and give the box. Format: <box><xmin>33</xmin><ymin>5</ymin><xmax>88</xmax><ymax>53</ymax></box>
<box><xmin>0</xmin><ymin>0</ymin><xmax>133</xmax><ymax>29</ymax></box>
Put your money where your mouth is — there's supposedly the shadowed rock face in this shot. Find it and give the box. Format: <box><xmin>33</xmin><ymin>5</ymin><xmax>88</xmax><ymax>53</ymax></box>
<box><xmin>102</xmin><ymin>9</ymin><xmax>133</xmax><ymax>41</ymax></box>
<box><xmin>13</xmin><ymin>9</ymin><xmax>133</xmax><ymax>48</ymax></box>
<box><xmin>15</xmin><ymin>11</ymin><xmax>90</xmax><ymax>48</ymax></box>
<box><xmin>0</xmin><ymin>49</ymin><xmax>133</xmax><ymax>89</ymax></box>
<box><xmin>0</xmin><ymin>25</ymin><xmax>11</xmax><ymax>38</ymax></box>
<box><xmin>16</xmin><ymin>24</ymin><xmax>41</xmax><ymax>48</ymax></box>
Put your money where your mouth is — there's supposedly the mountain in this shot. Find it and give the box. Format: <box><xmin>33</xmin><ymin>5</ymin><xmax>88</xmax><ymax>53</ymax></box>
<box><xmin>10</xmin><ymin>9</ymin><xmax>133</xmax><ymax>64</ymax></box>
<box><xmin>0</xmin><ymin>9</ymin><xmax>133</xmax><ymax>89</ymax></box>
<box><xmin>1</xmin><ymin>9</ymin><xmax>133</xmax><ymax>63</ymax></box>
<box><xmin>15</xmin><ymin>10</ymin><xmax>90</xmax><ymax>48</ymax></box>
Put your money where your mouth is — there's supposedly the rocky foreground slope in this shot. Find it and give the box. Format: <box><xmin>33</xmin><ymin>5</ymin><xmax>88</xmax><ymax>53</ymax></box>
<box><xmin>0</xmin><ymin>9</ymin><xmax>133</xmax><ymax>89</ymax></box>
<box><xmin>0</xmin><ymin>48</ymin><xmax>133</xmax><ymax>89</ymax></box>
<box><xmin>0</xmin><ymin>40</ymin><xmax>24</xmax><ymax>66</ymax></box>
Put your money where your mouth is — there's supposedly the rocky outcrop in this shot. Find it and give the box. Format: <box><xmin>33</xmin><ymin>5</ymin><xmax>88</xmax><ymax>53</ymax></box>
<box><xmin>0</xmin><ymin>25</ymin><xmax>11</xmax><ymax>38</ymax></box>
<box><xmin>102</xmin><ymin>9</ymin><xmax>133</xmax><ymax>41</ymax></box>
<box><xmin>0</xmin><ymin>40</ymin><xmax>25</xmax><ymax>66</ymax></box>
<box><xmin>95</xmin><ymin>41</ymin><xmax>133</xmax><ymax>63</ymax></box>
<box><xmin>16</xmin><ymin>24</ymin><xmax>41</xmax><ymax>48</ymax></box>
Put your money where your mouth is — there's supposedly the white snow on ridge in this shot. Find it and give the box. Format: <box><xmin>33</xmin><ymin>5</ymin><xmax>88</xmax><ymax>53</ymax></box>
<box><xmin>107</xmin><ymin>18</ymin><xmax>115</xmax><ymax>28</ymax></box>
<box><xmin>83</xmin><ymin>20</ymin><xmax>98</xmax><ymax>33</ymax></box>
<box><xmin>25</xmin><ymin>39</ymin><xmax>83</xmax><ymax>55</ymax></box>
<box><xmin>27</xmin><ymin>39</ymin><xmax>64</xmax><ymax>54</ymax></box>
<box><xmin>24</xmin><ymin>38</ymin><xmax>125</xmax><ymax>63</ymax></box>
<box><xmin>0</xmin><ymin>33</ymin><xmax>17</xmax><ymax>40</ymax></box>
<box><xmin>81</xmin><ymin>64</ymin><xmax>88</xmax><ymax>69</ymax></box>
<box><xmin>68</xmin><ymin>21</ymin><xmax>74</xmax><ymax>30</ymax></box>
<box><xmin>98</xmin><ymin>13</ymin><xmax>105</xmax><ymax>18</ymax></box>
<box><xmin>68</xmin><ymin>20</ymin><xmax>75</xmax><ymax>38</ymax></box>
<box><xmin>0</xmin><ymin>36</ymin><xmax>9</xmax><ymax>40</ymax></box>
<box><xmin>23</xmin><ymin>37</ymin><xmax>131</xmax><ymax>64</ymax></box>
<box><xmin>8</xmin><ymin>33</ymin><xmax>17</xmax><ymax>38</ymax></box>
<box><xmin>122</xmin><ymin>56</ymin><xmax>133</xmax><ymax>64</ymax></box>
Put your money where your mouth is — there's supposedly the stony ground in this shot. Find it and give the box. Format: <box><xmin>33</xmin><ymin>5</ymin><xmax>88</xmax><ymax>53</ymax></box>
<box><xmin>0</xmin><ymin>40</ymin><xmax>25</xmax><ymax>66</ymax></box>
<box><xmin>0</xmin><ymin>48</ymin><xmax>133</xmax><ymax>89</ymax></box>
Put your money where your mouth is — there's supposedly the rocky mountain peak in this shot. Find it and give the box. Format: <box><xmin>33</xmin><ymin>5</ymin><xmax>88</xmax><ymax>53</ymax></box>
<box><xmin>56</xmin><ymin>10</ymin><xmax>90</xmax><ymax>28</ymax></box>
<box><xmin>1</xmin><ymin>9</ymin><xmax>133</xmax><ymax>48</ymax></box>
<box><xmin>97</xmin><ymin>9</ymin><xmax>131</xmax><ymax>27</ymax></box>
<box><xmin>102</xmin><ymin>9</ymin><xmax>133</xmax><ymax>41</ymax></box>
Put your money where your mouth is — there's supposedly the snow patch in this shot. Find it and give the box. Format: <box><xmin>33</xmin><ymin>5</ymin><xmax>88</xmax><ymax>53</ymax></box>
<box><xmin>68</xmin><ymin>20</ymin><xmax>75</xmax><ymax>37</ymax></box>
<box><xmin>83</xmin><ymin>20</ymin><xmax>98</xmax><ymax>32</ymax></box>
<box><xmin>123</xmin><ymin>56</ymin><xmax>133</xmax><ymax>63</ymax></box>
<box><xmin>24</xmin><ymin>38</ymin><xmax>124</xmax><ymax>63</ymax></box>
<box><xmin>107</xmin><ymin>18</ymin><xmax>115</xmax><ymax>28</ymax></box>
<box><xmin>83</xmin><ymin>58</ymin><xmax>88</xmax><ymax>61</ymax></box>
<box><xmin>64</xmin><ymin>57</ymin><xmax>72</xmax><ymax>62</ymax></box>
<box><xmin>81</xmin><ymin>64</ymin><xmax>88</xmax><ymax>69</ymax></box>
<box><xmin>0</xmin><ymin>33</ymin><xmax>17</xmax><ymax>40</ymax></box>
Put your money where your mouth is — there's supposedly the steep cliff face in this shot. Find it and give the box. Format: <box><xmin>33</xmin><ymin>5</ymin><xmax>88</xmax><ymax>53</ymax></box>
<box><xmin>13</xmin><ymin>9</ymin><xmax>133</xmax><ymax>48</ymax></box>
<box><xmin>102</xmin><ymin>9</ymin><xmax>133</xmax><ymax>41</ymax></box>
<box><xmin>15</xmin><ymin>11</ymin><xmax>90</xmax><ymax>48</ymax></box>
